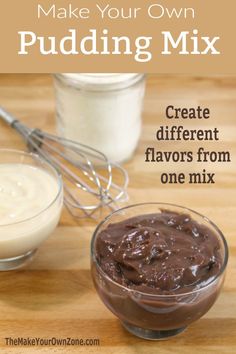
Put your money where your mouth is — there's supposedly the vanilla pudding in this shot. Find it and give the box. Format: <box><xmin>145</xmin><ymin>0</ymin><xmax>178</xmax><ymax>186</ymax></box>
<box><xmin>0</xmin><ymin>150</ymin><xmax>63</xmax><ymax>270</ymax></box>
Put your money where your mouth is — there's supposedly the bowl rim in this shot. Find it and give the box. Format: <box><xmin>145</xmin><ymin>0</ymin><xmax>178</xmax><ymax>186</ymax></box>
<box><xmin>91</xmin><ymin>202</ymin><xmax>229</xmax><ymax>298</ymax></box>
<box><xmin>0</xmin><ymin>148</ymin><xmax>63</xmax><ymax>227</ymax></box>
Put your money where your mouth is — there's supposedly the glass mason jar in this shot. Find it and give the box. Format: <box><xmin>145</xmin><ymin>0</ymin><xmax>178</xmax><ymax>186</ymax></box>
<box><xmin>53</xmin><ymin>73</ymin><xmax>146</xmax><ymax>163</ymax></box>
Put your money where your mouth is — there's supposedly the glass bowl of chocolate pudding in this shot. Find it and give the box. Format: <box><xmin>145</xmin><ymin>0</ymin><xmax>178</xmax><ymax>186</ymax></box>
<box><xmin>91</xmin><ymin>203</ymin><xmax>228</xmax><ymax>340</ymax></box>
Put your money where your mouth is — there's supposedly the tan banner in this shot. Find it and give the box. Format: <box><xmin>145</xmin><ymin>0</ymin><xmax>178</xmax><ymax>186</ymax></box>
<box><xmin>0</xmin><ymin>0</ymin><xmax>235</xmax><ymax>73</ymax></box>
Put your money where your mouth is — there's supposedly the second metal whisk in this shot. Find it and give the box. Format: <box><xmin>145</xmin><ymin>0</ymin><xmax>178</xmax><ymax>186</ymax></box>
<box><xmin>0</xmin><ymin>107</ymin><xmax>129</xmax><ymax>218</ymax></box>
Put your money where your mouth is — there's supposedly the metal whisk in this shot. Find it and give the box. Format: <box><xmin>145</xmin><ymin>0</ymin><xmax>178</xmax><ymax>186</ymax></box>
<box><xmin>0</xmin><ymin>107</ymin><xmax>129</xmax><ymax>218</ymax></box>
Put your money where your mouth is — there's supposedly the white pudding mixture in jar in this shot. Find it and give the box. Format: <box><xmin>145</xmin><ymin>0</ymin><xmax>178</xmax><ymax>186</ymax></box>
<box><xmin>54</xmin><ymin>73</ymin><xmax>146</xmax><ymax>163</ymax></box>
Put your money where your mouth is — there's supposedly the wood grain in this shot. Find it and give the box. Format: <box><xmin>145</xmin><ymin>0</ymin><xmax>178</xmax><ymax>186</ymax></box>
<box><xmin>0</xmin><ymin>74</ymin><xmax>235</xmax><ymax>353</ymax></box>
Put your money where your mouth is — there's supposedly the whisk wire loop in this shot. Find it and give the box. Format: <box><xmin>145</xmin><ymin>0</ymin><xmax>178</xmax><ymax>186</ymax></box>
<box><xmin>0</xmin><ymin>107</ymin><xmax>129</xmax><ymax>218</ymax></box>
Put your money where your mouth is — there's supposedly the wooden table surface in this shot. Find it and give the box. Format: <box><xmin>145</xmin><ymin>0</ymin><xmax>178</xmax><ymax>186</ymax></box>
<box><xmin>0</xmin><ymin>74</ymin><xmax>235</xmax><ymax>353</ymax></box>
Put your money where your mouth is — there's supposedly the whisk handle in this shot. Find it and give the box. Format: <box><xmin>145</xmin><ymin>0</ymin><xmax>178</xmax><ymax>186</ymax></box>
<box><xmin>0</xmin><ymin>106</ymin><xmax>18</xmax><ymax>126</ymax></box>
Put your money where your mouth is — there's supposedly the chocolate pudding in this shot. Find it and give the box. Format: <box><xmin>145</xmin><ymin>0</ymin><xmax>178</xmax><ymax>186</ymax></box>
<box><xmin>95</xmin><ymin>210</ymin><xmax>222</xmax><ymax>294</ymax></box>
<box><xmin>91</xmin><ymin>205</ymin><xmax>227</xmax><ymax>337</ymax></box>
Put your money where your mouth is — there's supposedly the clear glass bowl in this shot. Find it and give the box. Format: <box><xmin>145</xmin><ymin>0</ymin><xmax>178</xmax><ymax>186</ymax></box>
<box><xmin>91</xmin><ymin>203</ymin><xmax>228</xmax><ymax>340</ymax></box>
<box><xmin>0</xmin><ymin>149</ymin><xmax>63</xmax><ymax>271</ymax></box>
